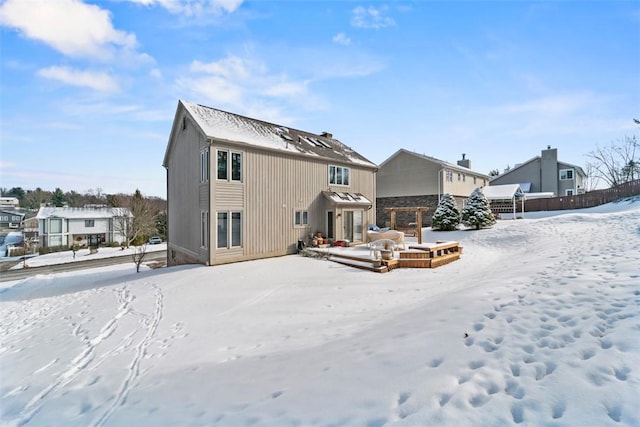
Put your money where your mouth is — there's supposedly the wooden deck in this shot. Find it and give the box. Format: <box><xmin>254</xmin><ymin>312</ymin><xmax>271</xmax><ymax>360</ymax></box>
<box><xmin>307</xmin><ymin>240</ymin><xmax>462</xmax><ymax>272</ymax></box>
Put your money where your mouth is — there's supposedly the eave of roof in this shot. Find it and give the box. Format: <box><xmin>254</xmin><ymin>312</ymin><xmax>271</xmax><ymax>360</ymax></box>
<box><xmin>379</xmin><ymin>148</ymin><xmax>491</xmax><ymax>178</ymax></box>
<box><xmin>164</xmin><ymin>100</ymin><xmax>376</xmax><ymax>169</ymax></box>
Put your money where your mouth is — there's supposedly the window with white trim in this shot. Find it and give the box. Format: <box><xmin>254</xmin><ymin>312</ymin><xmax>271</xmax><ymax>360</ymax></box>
<box><xmin>201</xmin><ymin>210</ymin><xmax>209</xmax><ymax>248</ymax></box>
<box><xmin>217</xmin><ymin>211</ymin><xmax>242</xmax><ymax>249</ymax></box>
<box><xmin>200</xmin><ymin>149</ymin><xmax>209</xmax><ymax>183</ymax></box>
<box><xmin>473</xmin><ymin>176</ymin><xmax>477</xmax><ymax>185</ymax></box>
<box><xmin>566</xmin><ymin>189</ymin><xmax>574</xmax><ymax>196</ymax></box>
<box><xmin>559</xmin><ymin>169</ymin><xmax>574</xmax><ymax>180</ymax></box>
<box><xmin>217</xmin><ymin>150</ymin><xmax>242</xmax><ymax>182</ymax></box>
<box><xmin>446</xmin><ymin>170</ymin><xmax>453</xmax><ymax>182</ymax></box>
<box><xmin>294</xmin><ymin>210</ymin><xmax>309</xmax><ymax>227</ymax></box>
<box><xmin>85</xmin><ymin>220</ymin><xmax>95</xmax><ymax>227</ymax></box>
<box><xmin>329</xmin><ymin>165</ymin><xmax>350</xmax><ymax>186</ymax></box>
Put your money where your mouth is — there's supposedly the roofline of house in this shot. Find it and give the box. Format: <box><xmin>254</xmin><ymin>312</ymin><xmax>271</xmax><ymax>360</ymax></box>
<box><xmin>163</xmin><ymin>100</ymin><xmax>377</xmax><ymax>170</ymax></box>
<box><xmin>378</xmin><ymin>148</ymin><xmax>491</xmax><ymax>178</ymax></box>
<box><xmin>489</xmin><ymin>155</ymin><xmax>587</xmax><ymax>183</ymax></box>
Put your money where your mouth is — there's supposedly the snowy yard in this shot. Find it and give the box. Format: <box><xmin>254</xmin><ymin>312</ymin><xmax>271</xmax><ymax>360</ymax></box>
<box><xmin>1</xmin><ymin>200</ymin><xmax>639</xmax><ymax>426</ymax></box>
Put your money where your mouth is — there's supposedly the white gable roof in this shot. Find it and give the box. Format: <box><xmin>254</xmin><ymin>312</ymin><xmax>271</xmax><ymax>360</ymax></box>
<box><xmin>481</xmin><ymin>184</ymin><xmax>524</xmax><ymax>200</ymax></box>
<box><xmin>36</xmin><ymin>207</ymin><xmax>131</xmax><ymax>220</ymax></box>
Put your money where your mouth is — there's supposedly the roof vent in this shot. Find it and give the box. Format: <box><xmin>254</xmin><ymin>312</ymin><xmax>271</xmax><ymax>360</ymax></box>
<box><xmin>321</xmin><ymin>131</ymin><xmax>333</xmax><ymax>139</ymax></box>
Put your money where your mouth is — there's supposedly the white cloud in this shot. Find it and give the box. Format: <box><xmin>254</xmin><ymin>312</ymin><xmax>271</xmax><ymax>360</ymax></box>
<box><xmin>126</xmin><ymin>0</ymin><xmax>243</xmax><ymax>16</ymax></box>
<box><xmin>332</xmin><ymin>33</ymin><xmax>352</xmax><ymax>46</ymax></box>
<box><xmin>351</xmin><ymin>5</ymin><xmax>395</xmax><ymax>29</ymax></box>
<box><xmin>178</xmin><ymin>55</ymin><xmax>311</xmax><ymax>117</ymax></box>
<box><xmin>0</xmin><ymin>0</ymin><xmax>140</xmax><ymax>61</ymax></box>
<box><xmin>38</xmin><ymin>66</ymin><xmax>120</xmax><ymax>92</ymax></box>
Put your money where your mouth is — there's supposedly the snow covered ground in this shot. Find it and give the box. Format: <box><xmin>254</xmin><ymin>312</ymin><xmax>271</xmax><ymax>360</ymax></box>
<box><xmin>7</xmin><ymin>243</ymin><xmax>167</xmax><ymax>270</ymax></box>
<box><xmin>1</xmin><ymin>200</ymin><xmax>639</xmax><ymax>426</ymax></box>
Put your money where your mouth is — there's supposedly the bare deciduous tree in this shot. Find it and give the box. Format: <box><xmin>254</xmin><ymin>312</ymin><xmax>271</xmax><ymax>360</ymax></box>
<box><xmin>111</xmin><ymin>189</ymin><xmax>157</xmax><ymax>247</ymax></box>
<box><xmin>585</xmin><ymin>135</ymin><xmax>639</xmax><ymax>188</ymax></box>
<box><xmin>132</xmin><ymin>243</ymin><xmax>148</xmax><ymax>273</ymax></box>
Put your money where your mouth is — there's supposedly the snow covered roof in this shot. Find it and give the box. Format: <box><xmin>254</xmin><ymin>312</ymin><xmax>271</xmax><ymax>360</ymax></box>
<box><xmin>36</xmin><ymin>207</ymin><xmax>132</xmax><ymax>220</ymax></box>
<box><xmin>378</xmin><ymin>149</ymin><xmax>491</xmax><ymax>178</ymax></box>
<box><xmin>322</xmin><ymin>191</ymin><xmax>372</xmax><ymax>206</ymax></box>
<box><xmin>171</xmin><ymin>101</ymin><xmax>376</xmax><ymax>169</ymax></box>
<box><xmin>481</xmin><ymin>184</ymin><xmax>525</xmax><ymax>200</ymax></box>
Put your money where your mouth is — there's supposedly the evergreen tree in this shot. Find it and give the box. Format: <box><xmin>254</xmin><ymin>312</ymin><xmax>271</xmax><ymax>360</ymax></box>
<box><xmin>50</xmin><ymin>188</ymin><xmax>66</xmax><ymax>207</ymax></box>
<box><xmin>431</xmin><ymin>193</ymin><xmax>461</xmax><ymax>231</ymax></box>
<box><xmin>461</xmin><ymin>188</ymin><xmax>496</xmax><ymax>230</ymax></box>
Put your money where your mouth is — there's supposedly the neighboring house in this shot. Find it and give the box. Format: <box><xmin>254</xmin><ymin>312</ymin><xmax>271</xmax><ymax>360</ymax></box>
<box><xmin>376</xmin><ymin>149</ymin><xmax>491</xmax><ymax>226</ymax></box>
<box><xmin>490</xmin><ymin>146</ymin><xmax>587</xmax><ymax>196</ymax></box>
<box><xmin>36</xmin><ymin>207</ymin><xmax>131</xmax><ymax>248</ymax></box>
<box><xmin>163</xmin><ymin>100</ymin><xmax>377</xmax><ymax>266</ymax></box>
<box><xmin>0</xmin><ymin>197</ymin><xmax>19</xmax><ymax>209</ymax></box>
<box><xmin>0</xmin><ymin>209</ymin><xmax>25</xmax><ymax>229</ymax></box>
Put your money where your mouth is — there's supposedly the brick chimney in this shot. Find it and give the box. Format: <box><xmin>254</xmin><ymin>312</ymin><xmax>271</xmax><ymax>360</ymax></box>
<box><xmin>457</xmin><ymin>153</ymin><xmax>471</xmax><ymax>169</ymax></box>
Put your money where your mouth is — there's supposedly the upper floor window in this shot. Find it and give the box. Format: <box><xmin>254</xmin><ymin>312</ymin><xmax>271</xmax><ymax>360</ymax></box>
<box><xmin>473</xmin><ymin>176</ymin><xmax>477</xmax><ymax>185</ymax></box>
<box><xmin>85</xmin><ymin>220</ymin><xmax>95</xmax><ymax>227</ymax></box>
<box><xmin>559</xmin><ymin>169</ymin><xmax>574</xmax><ymax>180</ymax></box>
<box><xmin>200</xmin><ymin>149</ymin><xmax>209</xmax><ymax>183</ymax></box>
<box><xmin>445</xmin><ymin>170</ymin><xmax>453</xmax><ymax>182</ymax></box>
<box><xmin>217</xmin><ymin>150</ymin><xmax>242</xmax><ymax>182</ymax></box>
<box><xmin>329</xmin><ymin>165</ymin><xmax>350</xmax><ymax>186</ymax></box>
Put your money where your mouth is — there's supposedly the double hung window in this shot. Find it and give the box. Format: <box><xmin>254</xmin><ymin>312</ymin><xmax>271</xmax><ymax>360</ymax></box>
<box><xmin>217</xmin><ymin>150</ymin><xmax>242</xmax><ymax>182</ymax></box>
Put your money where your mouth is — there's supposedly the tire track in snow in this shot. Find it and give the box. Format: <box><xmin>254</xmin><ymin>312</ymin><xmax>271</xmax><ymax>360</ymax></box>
<box><xmin>91</xmin><ymin>284</ymin><xmax>164</xmax><ymax>427</ymax></box>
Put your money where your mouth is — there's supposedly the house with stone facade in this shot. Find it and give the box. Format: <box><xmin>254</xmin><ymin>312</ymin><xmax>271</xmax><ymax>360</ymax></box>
<box><xmin>376</xmin><ymin>149</ymin><xmax>490</xmax><ymax>227</ymax></box>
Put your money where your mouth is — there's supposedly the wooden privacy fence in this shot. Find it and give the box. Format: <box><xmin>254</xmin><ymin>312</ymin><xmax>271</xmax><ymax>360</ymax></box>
<box><xmin>524</xmin><ymin>179</ymin><xmax>640</xmax><ymax>212</ymax></box>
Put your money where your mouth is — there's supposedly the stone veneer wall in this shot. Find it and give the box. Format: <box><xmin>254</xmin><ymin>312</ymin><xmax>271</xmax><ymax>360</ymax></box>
<box><xmin>376</xmin><ymin>195</ymin><xmax>468</xmax><ymax>228</ymax></box>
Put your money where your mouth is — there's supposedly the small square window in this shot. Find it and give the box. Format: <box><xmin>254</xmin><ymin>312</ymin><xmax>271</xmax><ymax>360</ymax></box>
<box><xmin>295</xmin><ymin>210</ymin><xmax>309</xmax><ymax>226</ymax></box>
<box><xmin>85</xmin><ymin>220</ymin><xmax>94</xmax><ymax>227</ymax></box>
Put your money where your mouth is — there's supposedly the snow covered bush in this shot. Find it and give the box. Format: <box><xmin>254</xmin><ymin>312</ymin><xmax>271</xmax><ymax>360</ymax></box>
<box><xmin>431</xmin><ymin>193</ymin><xmax>461</xmax><ymax>231</ymax></box>
<box><xmin>461</xmin><ymin>188</ymin><xmax>496</xmax><ymax>230</ymax></box>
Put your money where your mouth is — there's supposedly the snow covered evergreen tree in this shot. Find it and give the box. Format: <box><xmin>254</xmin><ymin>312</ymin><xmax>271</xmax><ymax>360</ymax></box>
<box><xmin>431</xmin><ymin>193</ymin><xmax>461</xmax><ymax>231</ymax></box>
<box><xmin>461</xmin><ymin>188</ymin><xmax>496</xmax><ymax>230</ymax></box>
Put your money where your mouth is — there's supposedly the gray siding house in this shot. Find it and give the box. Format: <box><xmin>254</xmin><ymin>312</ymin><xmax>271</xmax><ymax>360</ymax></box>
<box><xmin>490</xmin><ymin>146</ymin><xmax>587</xmax><ymax>196</ymax></box>
<box><xmin>163</xmin><ymin>100</ymin><xmax>377</xmax><ymax>266</ymax></box>
<box><xmin>376</xmin><ymin>149</ymin><xmax>490</xmax><ymax>227</ymax></box>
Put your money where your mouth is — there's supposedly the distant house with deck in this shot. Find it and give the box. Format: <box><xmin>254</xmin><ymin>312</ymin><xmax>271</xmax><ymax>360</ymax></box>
<box><xmin>376</xmin><ymin>149</ymin><xmax>491</xmax><ymax>227</ymax></box>
<box><xmin>163</xmin><ymin>100</ymin><xmax>377</xmax><ymax>266</ymax></box>
<box><xmin>490</xmin><ymin>146</ymin><xmax>587</xmax><ymax>196</ymax></box>
<box><xmin>0</xmin><ymin>209</ymin><xmax>24</xmax><ymax>229</ymax></box>
<box><xmin>36</xmin><ymin>207</ymin><xmax>131</xmax><ymax>248</ymax></box>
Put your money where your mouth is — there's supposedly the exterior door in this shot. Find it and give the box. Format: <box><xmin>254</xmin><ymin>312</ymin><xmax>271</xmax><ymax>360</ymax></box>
<box><xmin>343</xmin><ymin>210</ymin><xmax>363</xmax><ymax>242</ymax></box>
<box><xmin>326</xmin><ymin>211</ymin><xmax>335</xmax><ymax>239</ymax></box>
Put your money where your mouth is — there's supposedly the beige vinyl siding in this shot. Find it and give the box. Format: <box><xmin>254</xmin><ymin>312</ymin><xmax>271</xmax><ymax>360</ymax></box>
<box><xmin>166</xmin><ymin>115</ymin><xmax>210</xmax><ymax>264</ymax></box>
<box><xmin>377</xmin><ymin>152</ymin><xmax>440</xmax><ymax>197</ymax></box>
<box><xmin>210</xmin><ymin>146</ymin><xmax>375</xmax><ymax>265</ymax></box>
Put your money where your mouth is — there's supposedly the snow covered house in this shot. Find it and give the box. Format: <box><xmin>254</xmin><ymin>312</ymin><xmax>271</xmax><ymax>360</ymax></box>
<box><xmin>376</xmin><ymin>149</ymin><xmax>490</xmax><ymax>227</ymax></box>
<box><xmin>490</xmin><ymin>146</ymin><xmax>587</xmax><ymax>196</ymax></box>
<box><xmin>163</xmin><ymin>100</ymin><xmax>377</xmax><ymax>266</ymax></box>
<box><xmin>36</xmin><ymin>207</ymin><xmax>131</xmax><ymax>248</ymax></box>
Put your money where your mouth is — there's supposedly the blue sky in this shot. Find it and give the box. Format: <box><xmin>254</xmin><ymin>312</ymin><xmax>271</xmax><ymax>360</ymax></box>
<box><xmin>1</xmin><ymin>0</ymin><xmax>638</xmax><ymax>198</ymax></box>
